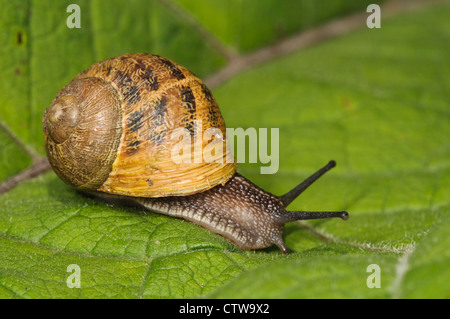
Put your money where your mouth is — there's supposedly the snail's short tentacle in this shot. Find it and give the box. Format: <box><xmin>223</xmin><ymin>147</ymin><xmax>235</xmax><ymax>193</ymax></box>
<box><xmin>275</xmin><ymin>210</ymin><xmax>349</xmax><ymax>224</ymax></box>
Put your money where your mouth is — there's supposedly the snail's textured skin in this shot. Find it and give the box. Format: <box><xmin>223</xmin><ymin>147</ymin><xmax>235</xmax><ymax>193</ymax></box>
<box><xmin>135</xmin><ymin>173</ymin><xmax>287</xmax><ymax>251</ymax></box>
<box><xmin>43</xmin><ymin>53</ymin><xmax>236</xmax><ymax>198</ymax></box>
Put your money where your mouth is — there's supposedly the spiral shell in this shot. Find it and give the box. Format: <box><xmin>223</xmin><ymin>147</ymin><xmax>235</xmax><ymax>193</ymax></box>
<box><xmin>43</xmin><ymin>53</ymin><xmax>237</xmax><ymax>197</ymax></box>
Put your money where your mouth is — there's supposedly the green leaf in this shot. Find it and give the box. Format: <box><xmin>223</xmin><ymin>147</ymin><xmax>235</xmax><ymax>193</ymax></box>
<box><xmin>0</xmin><ymin>128</ymin><xmax>32</xmax><ymax>182</ymax></box>
<box><xmin>209</xmin><ymin>249</ymin><xmax>399</xmax><ymax>298</ymax></box>
<box><xmin>398</xmin><ymin>214</ymin><xmax>450</xmax><ymax>298</ymax></box>
<box><xmin>1</xmin><ymin>0</ymin><xmax>449</xmax><ymax>298</ymax></box>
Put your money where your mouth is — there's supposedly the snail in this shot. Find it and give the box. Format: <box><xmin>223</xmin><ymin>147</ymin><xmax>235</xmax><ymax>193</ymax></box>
<box><xmin>42</xmin><ymin>53</ymin><xmax>348</xmax><ymax>254</ymax></box>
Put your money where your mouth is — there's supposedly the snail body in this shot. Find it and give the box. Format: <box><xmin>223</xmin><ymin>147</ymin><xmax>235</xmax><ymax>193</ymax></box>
<box><xmin>43</xmin><ymin>53</ymin><xmax>348</xmax><ymax>253</ymax></box>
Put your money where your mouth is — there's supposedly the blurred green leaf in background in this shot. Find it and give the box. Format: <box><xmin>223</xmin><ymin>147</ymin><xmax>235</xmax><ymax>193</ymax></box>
<box><xmin>0</xmin><ymin>0</ymin><xmax>449</xmax><ymax>299</ymax></box>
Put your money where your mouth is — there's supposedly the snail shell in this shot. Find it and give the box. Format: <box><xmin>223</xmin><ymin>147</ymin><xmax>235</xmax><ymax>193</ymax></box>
<box><xmin>43</xmin><ymin>53</ymin><xmax>236</xmax><ymax>197</ymax></box>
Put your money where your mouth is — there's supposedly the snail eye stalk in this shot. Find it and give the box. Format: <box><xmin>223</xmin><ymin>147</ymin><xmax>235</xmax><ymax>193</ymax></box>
<box><xmin>279</xmin><ymin>160</ymin><xmax>337</xmax><ymax>207</ymax></box>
